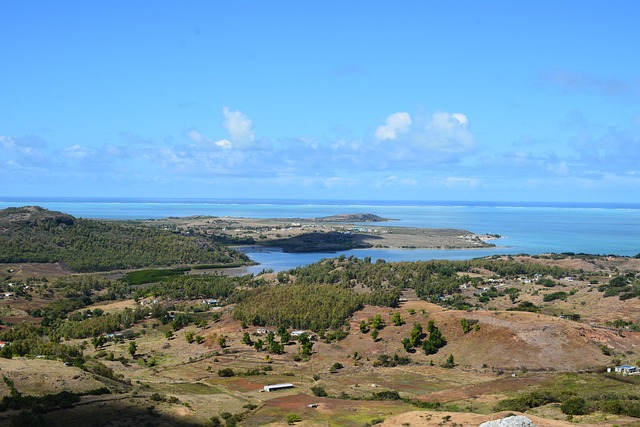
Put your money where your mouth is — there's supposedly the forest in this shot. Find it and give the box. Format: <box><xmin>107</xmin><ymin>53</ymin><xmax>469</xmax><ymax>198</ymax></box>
<box><xmin>0</xmin><ymin>206</ymin><xmax>250</xmax><ymax>272</ymax></box>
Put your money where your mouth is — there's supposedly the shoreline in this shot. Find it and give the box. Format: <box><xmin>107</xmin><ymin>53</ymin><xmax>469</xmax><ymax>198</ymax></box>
<box><xmin>139</xmin><ymin>215</ymin><xmax>498</xmax><ymax>253</ymax></box>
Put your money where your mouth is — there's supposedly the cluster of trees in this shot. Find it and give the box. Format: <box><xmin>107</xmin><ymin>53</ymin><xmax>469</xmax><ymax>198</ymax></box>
<box><xmin>27</xmin><ymin>275</ymin><xmax>130</xmax><ymax>326</ymax></box>
<box><xmin>0</xmin><ymin>299</ymin><xmax>170</xmax><ymax>360</ymax></box>
<box><xmin>460</xmin><ymin>318</ymin><xmax>479</xmax><ymax>334</ymax></box>
<box><xmin>401</xmin><ymin>320</ymin><xmax>446</xmax><ymax>355</ymax></box>
<box><xmin>287</xmin><ymin>256</ymin><xmax>579</xmax><ymax>306</ymax></box>
<box><xmin>372</xmin><ymin>354</ymin><xmax>410</xmax><ymax>367</ymax></box>
<box><xmin>133</xmin><ymin>274</ymin><xmax>243</xmax><ymax>300</ymax></box>
<box><xmin>543</xmin><ymin>291</ymin><xmax>568</xmax><ymax>302</ymax></box>
<box><xmin>598</xmin><ymin>274</ymin><xmax>640</xmax><ymax>300</ymax></box>
<box><xmin>0</xmin><ymin>206</ymin><xmax>250</xmax><ymax>272</ymax></box>
<box><xmin>52</xmin><ymin>305</ymin><xmax>166</xmax><ymax>340</ymax></box>
<box><xmin>232</xmin><ymin>283</ymin><xmax>364</xmax><ymax>332</ymax></box>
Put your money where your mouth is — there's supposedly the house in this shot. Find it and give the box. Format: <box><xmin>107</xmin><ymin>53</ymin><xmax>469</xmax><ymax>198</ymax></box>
<box><xmin>291</xmin><ymin>330</ymin><xmax>307</xmax><ymax>337</ymax></box>
<box><xmin>263</xmin><ymin>383</ymin><xmax>294</xmax><ymax>392</ymax></box>
<box><xmin>615</xmin><ymin>365</ymin><xmax>637</xmax><ymax>375</ymax></box>
<box><xmin>202</xmin><ymin>299</ymin><xmax>218</xmax><ymax>306</ymax></box>
<box><xmin>256</xmin><ymin>328</ymin><xmax>272</xmax><ymax>335</ymax></box>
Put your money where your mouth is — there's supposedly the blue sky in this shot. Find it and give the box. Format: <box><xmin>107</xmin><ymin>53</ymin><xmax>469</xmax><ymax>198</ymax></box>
<box><xmin>1</xmin><ymin>1</ymin><xmax>639</xmax><ymax>202</ymax></box>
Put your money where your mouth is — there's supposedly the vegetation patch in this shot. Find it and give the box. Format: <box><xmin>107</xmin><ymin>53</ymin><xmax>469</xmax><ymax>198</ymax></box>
<box><xmin>0</xmin><ymin>206</ymin><xmax>249</xmax><ymax>272</ymax></box>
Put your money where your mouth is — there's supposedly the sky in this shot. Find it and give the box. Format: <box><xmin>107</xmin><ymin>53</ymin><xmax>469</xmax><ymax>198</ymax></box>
<box><xmin>1</xmin><ymin>1</ymin><xmax>639</xmax><ymax>203</ymax></box>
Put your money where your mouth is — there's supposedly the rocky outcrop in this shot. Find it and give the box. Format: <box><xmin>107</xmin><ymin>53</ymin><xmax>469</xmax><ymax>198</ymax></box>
<box><xmin>479</xmin><ymin>415</ymin><xmax>536</xmax><ymax>427</ymax></box>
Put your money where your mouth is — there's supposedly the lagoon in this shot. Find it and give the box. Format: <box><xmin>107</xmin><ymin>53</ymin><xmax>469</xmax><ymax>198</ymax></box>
<box><xmin>1</xmin><ymin>198</ymin><xmax>639</xmax><ymax>273</ymax></box>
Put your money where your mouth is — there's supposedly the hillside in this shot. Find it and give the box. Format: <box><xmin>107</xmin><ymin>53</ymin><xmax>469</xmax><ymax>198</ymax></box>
<box><xmin>2</xmin><ymin>252</ymin><xmax>640</xmax><ymax>426</ymax></box>
<box><xmin>0</xmin><ymin>206</ymin><xmax>250</xmax><ymax>272</ymax></box>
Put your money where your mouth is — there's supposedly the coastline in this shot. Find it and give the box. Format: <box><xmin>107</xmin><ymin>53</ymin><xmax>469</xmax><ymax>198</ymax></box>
<box><xmin>138</xmin><ymin>215</ymin><xmax>497</xmax><ymax>253</ymax></box>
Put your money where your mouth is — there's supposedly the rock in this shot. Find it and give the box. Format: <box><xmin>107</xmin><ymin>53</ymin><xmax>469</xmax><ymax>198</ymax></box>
<box><xmin>479</xmin><ymin>415</ymin><xmax>536</xmax><ymax>427</ymax></box>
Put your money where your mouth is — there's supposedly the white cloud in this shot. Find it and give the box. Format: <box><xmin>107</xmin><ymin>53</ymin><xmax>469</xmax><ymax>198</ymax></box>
<box><xmin>451</xmin><ymin>113</ymin><xmax>468</xmax><ymax>126</ymax></box>
<box><xmin>214</xmin><ymin>139</ymin><xmax>232</xmax><ymax>149</ymax></box>
<box><xmin>186</xmin><ymin>130</ymin><xmax>205</xmax><ymax>144</ymax></box>
<box><xmin>374</xmin><ymin>112</ymin><xmax>412</xmax><ymax>141</ymax></box>
<box><xmin>223</xmin><ymin>106</ymin><xmax>255</xmax><ymax>148</ymax></box>
<box><xmin>63</xmin><ymin>145</ymin><xmax>92</xmax><ymax>159</ymax></box>
<box><xmin>421</xmin><ymin>111</ymin><xmax>475</xmax><ymax>153</ymax></box>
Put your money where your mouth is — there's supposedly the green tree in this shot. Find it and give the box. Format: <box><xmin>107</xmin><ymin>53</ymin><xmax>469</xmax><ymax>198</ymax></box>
<box><xmin>91</xmin><ymin>335</ymin><xmax>107</xmax><ymax>350</ymax></box>
<box><xmin>371</xmin><ymin>314</ymin><xmax>384</xmax><ymax>330</ymax></box>
<box><xmin>279</xmin><ymin>327</ymin><xmax>291</xmax><ymax>345</ymax></box>
<box><xmin>442</xmin><ymin>354</ymin><xmax>455</xmax><ymax>368</ymax></box>
<box><xmin>298</xmin><ymin>333</ymin><xmax>313</xmax><ymax>357</ymax></box>
<box><xmin>311</xmin><ymin>386</ymin><xmax>327</xmax><ymax>397</ymax></box>
<box><xmin>409</xmin><ymin>322</ymin><xmax>423</xmax><ymax>347</ymax></box>
<box><xmin>286</xmin><ymin>413</ymin><xmax>302</xmax><ymax>425</ymax></box>
<box><xmin>561</xmin><ymin>397</ymin><xmax>588</xmax><ymax>415</ymax></box>
<box><xmin>242</xmin><ymin>332</ymin><xmax>253</xmax><ymax>346</ymax></box>
<box><xmin>505</xmin><ymin>288</ymin><xmax>520</xmax><ymax>303</ymax></box>
<box><xmin>218</xmin><ymin>334</ymin><xmax>227</xmax><ymax>348</ymax></box>
<box><xmin>185</xmin><ymin>331</ymin><xmax>195</xmax><ymax>343</ymax></box>
<box><xmin>391</xmin><ymin>312</ymin><xmax>404</xmax><ymax>326</ymax></box>
<box><xmin>218</xmin><ymin>368</ymin><xmax>235</xmax><ymax>377</ymax></box>
<box><xmin>371</xmin><ymin>329</ymin><xmax>379</xmax><ymax>341</ymax></box>
<box><xmin>128</xmin><ymin>341</ymin><xmax>137</xmax><ymax>357</ymax></box>
<box><xmin>359</xmin><ymin>320</ymin><xmax>369</xmax><ymax>334</ymax></box>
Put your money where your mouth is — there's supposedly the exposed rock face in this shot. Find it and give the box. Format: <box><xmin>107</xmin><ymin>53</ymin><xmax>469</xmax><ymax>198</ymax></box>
<box><xmin>479</xmin><ymin>415</ymin><xmax>536</xmax><ymax>427</ymax></box>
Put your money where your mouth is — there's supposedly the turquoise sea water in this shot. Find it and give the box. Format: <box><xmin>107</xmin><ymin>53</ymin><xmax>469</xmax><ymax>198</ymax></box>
<box><xmin>2</xmin><ymin>198</ymin><xmax>639</xmax><ymax>273</ymax></box>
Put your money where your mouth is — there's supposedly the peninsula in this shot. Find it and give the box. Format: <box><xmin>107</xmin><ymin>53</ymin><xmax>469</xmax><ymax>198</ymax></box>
<box><xmin>140</xmin><ymin>213</ymin><xmax>497</xmax><ymax>253</ymax></box>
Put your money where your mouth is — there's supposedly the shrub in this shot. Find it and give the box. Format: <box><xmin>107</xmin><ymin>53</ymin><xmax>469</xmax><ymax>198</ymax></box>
<box><xmin>372</xmin><ymin>390</ymin><xmax>401</xmax><ymax>400</ymax></box>
<box><xmin>561</xmin><ymin>397</ymin><xmax>588</xmax><ymax>415</ymax></box>
<box><xmin>543</xmin><ymin>291</ymin><xmax>568</xmax><ymax>302</ymax></box>
<box><xmin>217</xmin><ymin>368</ymin><xmax>235</xmax><ymax>377</ymax></box>
<box><xmin>311</xmin><ymin>386</ymin><xmax>327</xmax><ymax>397</ymax></box>
<box><xmin>285</xmin><ymin>413</ymin><xmax>302</xmax><ymax>425</ymax></box>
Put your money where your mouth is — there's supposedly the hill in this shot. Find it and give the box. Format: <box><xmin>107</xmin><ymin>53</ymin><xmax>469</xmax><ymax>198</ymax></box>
<box><xmin>2</xmin><ymin>249</ymin><xmax>640</xmax><ymax>425</ymax></box>
<box><xmin>0</xmin><ymin>206</ymin><xmax>250</xmax><ymax>272</ymax></box>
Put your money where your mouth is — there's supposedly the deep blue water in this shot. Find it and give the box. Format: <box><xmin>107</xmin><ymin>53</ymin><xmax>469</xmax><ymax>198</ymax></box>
<box><xmin>2</xmin><ymin>197</ymin><xmax>639</xmax><ymax>273</ymax></box>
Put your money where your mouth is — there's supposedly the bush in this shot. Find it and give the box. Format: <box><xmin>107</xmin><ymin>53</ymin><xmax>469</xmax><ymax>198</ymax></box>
<box><xmin>217</xmin><ymin>368</ymin><xmax>235</xmax><ymax>377</ymax></box>
<box><xmin>543</xmin><ymin>291</ymin><xmax>568</xmax><ymax>302</ymax></box>
<box><xmin>495</xmin><ymin>390</ymin><xmax>560</xmax><ymax>412</ymax></box>
<box><xmin>311</xmin><ymin>386</ymin><xmax>327</xmax><ymax>397</ymax></box>
<box><xmin>372</xmin><ymin>390</ymin><xmax>401</xmax><ymax>400</ymax></box>
<box><xmin>561</xmin><ymin>397</ymin><xmax>588</xmax><ymax>415</ymax></box>
<box><xmin>285</xmin><ymin>413</ymin><xmax>302</xmax><ymax>425</ymax></box>
<box><xmin>329</xmin><ymin>362</ymin><xmax>343</xmax><ymax>373</ymax></box>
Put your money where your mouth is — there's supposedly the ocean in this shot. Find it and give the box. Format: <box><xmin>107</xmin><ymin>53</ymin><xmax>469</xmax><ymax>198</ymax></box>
<box><xmin>2</xmin><ymin>197</ymin><xmax>639</xmax><ymax>274</ymax></box>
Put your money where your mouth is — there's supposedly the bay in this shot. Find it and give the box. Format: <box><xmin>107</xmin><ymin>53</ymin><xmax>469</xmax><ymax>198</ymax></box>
<box><xmin>1</xmin><ymin>197</ymin><xmax>639</xmax><ymax>273</ymax></box>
